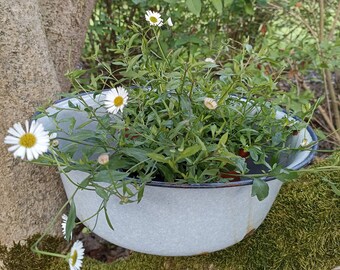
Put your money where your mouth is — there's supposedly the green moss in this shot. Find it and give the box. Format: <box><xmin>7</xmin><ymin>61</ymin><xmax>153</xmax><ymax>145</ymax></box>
<box><xmin>0</xmin><ymin>235</ymin><xmax>65</xmax><ymax>270</ymax></box>
<box><xmin>2</xmin><ymin>154</ymin><xmax>339</xmax><ymax>270</ymax></box>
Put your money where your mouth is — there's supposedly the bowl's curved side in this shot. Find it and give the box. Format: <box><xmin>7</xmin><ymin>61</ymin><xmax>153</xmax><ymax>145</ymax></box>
<box><xmin>61</xmin><ymin>170</ymin><xmax>283</xmax><ymax>256</ymax></box>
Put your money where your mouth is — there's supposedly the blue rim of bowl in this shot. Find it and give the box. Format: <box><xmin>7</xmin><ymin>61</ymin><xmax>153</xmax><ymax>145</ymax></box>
<box><xmin>36</xmin><ymin>91</ymin><xmax>319</xmax><ymax>189</ymax></box>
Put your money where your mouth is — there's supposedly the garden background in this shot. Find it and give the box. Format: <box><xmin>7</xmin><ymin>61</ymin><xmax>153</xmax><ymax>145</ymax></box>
<box><xmin>0</xmin><ymin>0</ymin><xmax>339</xmax><ymax>269</ymax></box>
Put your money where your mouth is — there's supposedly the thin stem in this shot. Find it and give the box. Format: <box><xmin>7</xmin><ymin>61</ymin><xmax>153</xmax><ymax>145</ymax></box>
<box><xmin>319</xmin><ymin>0</ymin><xmax>325</xmax><ymax>42</ymax></box>
<box><xmin>325</xmin><ymin>70</ymin><xmax>340</xmax><ymax>139</ymax></box>
<box><xmin>328</xmin><ymin>0</ymin><xmax>340</xmax><ymax>41</ymax></box>
<box><xmin>153</xmin><ymin>28</ymin><xmax>169</xmax><ymax>64</ymax></box>
<box><xmin>31</xmin><ymin>193</ymin><xmax>76</xmax><ymax>256</ymax></box>
<box><xmin>318</xmin><ymin>105</ymin><xmax>340</xmax><ymax>142</ymax></box>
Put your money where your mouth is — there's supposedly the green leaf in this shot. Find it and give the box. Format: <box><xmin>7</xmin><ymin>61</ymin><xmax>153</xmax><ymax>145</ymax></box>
<box><xmin>244</xmin><ymin>1</ymin><xmax>255</xmax><ymax>15</ymax></box>
<box><xmin>127</xmin><ymin>54</ymin><xmax>142</xmax><ymax>71</ymax></box>
<box><xmin>251</xmin><ymin>179</ymin><xmax>269</xmax><ymax>201</ymax></box>
<box><xmin>79</xmin><ymin>176</ymin><xmax>91</xmax><ymax>189</ymax></box>
<box><xmin>93</xmin><ymin>170</ymin><xmax>129</xmax><ymax>183</ymax></box>
<box><xmin>95</xmin><ymin>186</ymin><xmax>109</xmax><ymax>200</ymax></box>
<box><xmin>218</xmin><ymin>132</ymin><xmax>229</xmax><ymax>147</ymax></box>
<box><xmin>176</xmin><ymin>145</ymin><xmax>201</xmax><ymax>162</ymax></box>
<box><xmin>76</xmin><ymin>120</ymin><xmax>93</xmax><ymax>129</ymax></box>
<box><xmin>330</xmin><ymin>183</ymin><xmax>340</xmax><ymax>196</ymax></box>
<box><xmin>70</xmin><ymin>130</ymin><xmax>98</xmax><ymax>141</ymax></box>
<box><xmin>211</xmin><ymin>0</ymin><xmax>223</xmax><ymax>13</ymax></box>
<box><xmin>103</xmin><ymin>206</ymin><xmax>114</xmax><ymax>230</ymax></box>
<box><xmin>68</xmin><ymin>100</ymin><xmax>79</xmax><ymax>109</ymax></box>
<box><xmin>120</xmin><ymin>148</ymin><xmax>148</xmax><ymax>162</ymax></box>
<box><xmin>224</xmin><ymin>0</ymin><xmax>233</xmax><ymax>7</ymax></box>
<box><xmin>248</xmin><ymin>147</ymin><xmax>259</xmax><ymax>161</ymax></box>
<box><xmin>157</xmin><ymin>164</ymin><xmax>174</xmax><ymax>181</ymax></box>
<box><xmin>148</xmin><ymin>153</ymin><xmax>169</xmax><ymax>163</ymax></box>
<box><xmin>66</xmin><ymin>199</ymin><xmax>76</xmax><ymax>242</ymax></box>
<box><xmin>186</xmin><ymin>0</ymin><xmax>202</xmax><ymax>16</ymax></box>
<box><xmin>137</xmin><ymin>185</ymin><xmax>146</xmax><ymax>203</ymax></box>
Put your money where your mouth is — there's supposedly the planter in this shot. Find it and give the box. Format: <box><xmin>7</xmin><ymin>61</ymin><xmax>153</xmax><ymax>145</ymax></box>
<box><xmin>37</xmin><ymin>92</ymin><xmax>318</xmax><ymax>256</ymax></box>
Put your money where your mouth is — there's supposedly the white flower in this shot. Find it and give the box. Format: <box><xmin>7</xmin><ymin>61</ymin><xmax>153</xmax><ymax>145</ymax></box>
<box><xmin>68</xmin><ymin>240</ymin><xmax>84</xmax><ymax>270</ymax></box>
<box><xmin>204</xmin><ymin>97</ymin><xmax>218</xmax><ymax>110</ymax></box>
<box><xmin>300</xmin><ymin>138</ymin><xmax>309</xmax><ymax>147</ymax></box>
<box><xmin>205</xmin><ymin>58</ymin><xmax>215</xmax><ymax>64</ymax></box>
<box><xmin>167</xmin><ymin>17</ymin><xmax>173</xmax><ymax>26</ymax></box>
<box><xmin>61</xmin><ymin>214</ymin><xmax>72</xmax><ymax>240</ymax></box>
<box><xmin>104</xmin><ymin>87</ymin><xmax>129</xmax><ymax>114</ymax></box>
<box><xmin>97</xmin><ymin>153</ymin><xmax>109</xmax><ymax>165</ymax></box>
<box><xmin>4</xmin><ymin>120</ymin><xmax>50</xmax><ymax>161</ymax></box>
<box><xmin>51</xmin><ymin>139</ymin><xmax>59</xmax><ymax>147</ymax></box>
<box><xmin>49</xmin><ymin>132</ymin><xmax>57</xmax><ymax>140</ymax></box>
<box><xmin>145</xmin><ymin>10</ymin><xmax>163</xmax><ymax>26</ymax></box>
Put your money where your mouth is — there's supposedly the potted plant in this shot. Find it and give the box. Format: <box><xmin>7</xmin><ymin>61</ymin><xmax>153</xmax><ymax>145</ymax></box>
<box><xmin>3</xmin><ymin>9</ymin><xmax>327</xmax><ymax>269</ymax></box>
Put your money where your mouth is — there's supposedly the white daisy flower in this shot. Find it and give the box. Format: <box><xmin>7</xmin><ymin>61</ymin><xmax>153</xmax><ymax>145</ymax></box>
<box><xmin>167</xmin><ymin>17</ymin><xmax>173</xmax><ymax>26</ymax></box>
<box><xmin>204</xmin><ymin>97</ymin><xmax>218</xmax><ymax>110</ymax></box>
<box><xmin>68</xmin><ymin>240</ymin><xmax>85</xmax><ymax>270</ymax></box>
<box><xmin>61</xmin><ymin>214</ymin><xmax>72</xmax><ymax>240</ymax></box>
<box><xmin>104</xmin><ymin>87</ymin><xmax>129</xmax><ymax>114</ymax></box>
<box><xmin>4</xmin><ymin>120</ymin><xmax>50</xmax><ymax>161</ymax></box>
<box><xmin>145</xmin><ymin>10</ymin><xmax>163</xmax><ymax>26</ymax></box>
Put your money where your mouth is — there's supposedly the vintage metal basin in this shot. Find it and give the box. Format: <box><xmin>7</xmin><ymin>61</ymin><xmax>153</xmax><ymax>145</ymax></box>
<box><xmin>37</xmin><ymin>92</ymin><xmax>317</xmax><ymax>256</ymax></box>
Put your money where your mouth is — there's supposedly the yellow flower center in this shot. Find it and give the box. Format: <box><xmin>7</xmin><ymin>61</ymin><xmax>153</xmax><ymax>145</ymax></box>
<box><xmin>19</xmin><ymin>133</ymin><xmax>37</xmax><ymax>148</ymax></box>
<box><xmin>114</xmin><ymin>96</ymin><xmax>124</xmax><ymax>107</ymax></box>
<box><xmin>150</xmin><ymin>16</ymin><xmax>158</xmax><ymax>23</ymax></box>
<box><xmin>71</xmin><ymin>250</ymin><xmax>78</xmax><ymax>266</ymax></box>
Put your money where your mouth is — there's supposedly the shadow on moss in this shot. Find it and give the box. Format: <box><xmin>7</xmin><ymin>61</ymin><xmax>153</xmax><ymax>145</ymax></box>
<box><xmin>1</xmin><ymin>154</ymin><xmax>339</xmax><ymax>270</ymax></box>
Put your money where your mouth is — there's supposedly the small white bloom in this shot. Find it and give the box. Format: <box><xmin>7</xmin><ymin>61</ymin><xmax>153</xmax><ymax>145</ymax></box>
<box><xmin>49</xmin><ymin>132</ymin><xmax>57</xmax><ymax>140</ymax></box>
<box><xmin>4</xmin><ymin>120</ymin><xmax>50</xmax><ymax>161</ymax></box>
<box><xmin>204</xmin><ymin>58</ymin><xmax>215</xmax><ymax>64</ymax></box>
<box><xmin>68</xmin><ymin>240</ymin><xmax>84</xmax><ymax>270</ymax></box>
<box><xmin>300</xmin><ymin>138</ymin><xmax>309</xmax><ymax>147</ymax></box>
<box><xmin>167</xmin><ymin>17</ymin><xmax>173</xmax><ymax>26</ymax></box>
<box><xmin>97</xmin><ymin>153</ymin><xmax>109</xmax><ymax>165</ymax></box>
<box><xmin>51</xmin><ymin>139</ymin><xmax>59</xmax><ymax>147</ymax></box>
<box><xmin>204</xmin><ymin>97</ymin><xmax>218</xmax><ymax>110</ymax></box>
<box><xmin>61</xmin><ymin>214</ymin><xmax>72</xmax><ymax>240</ymax></box>
<box><xmin>145</xmin><ymin>10</ymin><xmax>163</xmax><ymax>26</ymax></box>
<box><xmin>104</xmin><ymin>87</ymin><xmax>129</xmax><ymax>114</ymax></box>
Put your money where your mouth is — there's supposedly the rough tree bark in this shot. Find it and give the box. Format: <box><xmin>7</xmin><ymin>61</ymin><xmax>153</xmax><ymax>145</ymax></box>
<box><xmin>0</xmin><ymin>0</ymin><xmax>96</xmax><ymax>246</ymax></box>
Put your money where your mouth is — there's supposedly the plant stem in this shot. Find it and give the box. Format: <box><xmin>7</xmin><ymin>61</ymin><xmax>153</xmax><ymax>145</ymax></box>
<box><xmin>153</xmin><ymin>28</ymin><xmax>169</xmax><ymax>64</ymax></box>
<box><xmin>319</xmin><ymin>0</ymin><xmax>325</xmax><ymax>42</ymax></box>
<box><xmin>318</xmin><ymin>105</ymin><xmax>340</xmax><ymax>142</ymax></box>
<box><xmin>325</xmin><ymin>69</ymin><xmax>340</xmax><ymax>140</ymax></box>
<box><xmin>328</xmin><ymin>0</ymin><xmax>340</xmax><ymax>41</ymax></box>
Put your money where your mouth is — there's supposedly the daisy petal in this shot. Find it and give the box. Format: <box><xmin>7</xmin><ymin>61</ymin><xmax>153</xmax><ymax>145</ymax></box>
<box><xmin>13</xmin><ymin>123</ymin><xmax>25</xmax><ymax>136</ymax></box>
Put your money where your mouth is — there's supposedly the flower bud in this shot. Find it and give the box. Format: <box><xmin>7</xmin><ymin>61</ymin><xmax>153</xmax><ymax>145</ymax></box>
<box><xmin>51</xmin><ymin>139</ymin><xmax>59</xmax><ymax>147</ymax></box>
<box><xmin>300</xmin><ymin>138</ymin><xmax>308</xmax><ymax>147</ymax></box>
<box><xmin>204</xmin><ymin>97</ymin><xmax>218</xmax><ymax>110</ymax></box>
<box><xmin>167</xmin><ymin>17</ymin><xmax>173</xmax><ymax>26</ymax></box>
<box><xmin>97</xmin><ymin>153</ymin><xmax>109</xmax><ymax>165</ymax></box>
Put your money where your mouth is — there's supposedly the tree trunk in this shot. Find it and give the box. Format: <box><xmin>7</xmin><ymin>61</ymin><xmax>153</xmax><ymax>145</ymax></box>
<box><xmin>0</xmin><ymin>0</ymin><xmax>96</xmax><ymax>246</ymax></box>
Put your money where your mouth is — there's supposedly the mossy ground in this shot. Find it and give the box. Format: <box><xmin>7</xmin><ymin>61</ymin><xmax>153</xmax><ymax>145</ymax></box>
<box><xmin>1</xmin><ymin>154</ymin><xmax>339</xmax><ymax>270</ymax></box>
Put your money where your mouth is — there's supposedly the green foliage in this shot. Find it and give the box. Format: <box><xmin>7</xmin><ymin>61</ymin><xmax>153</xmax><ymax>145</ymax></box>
<box><xmin>35</xmin><ymin>17</ymin><xmax>322</xmax><ymax>209</ymax></box>
<box><xmin>83</xmin><ymin>0</ymin><xmax>273</xmax><ymax>67</ymax></box>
